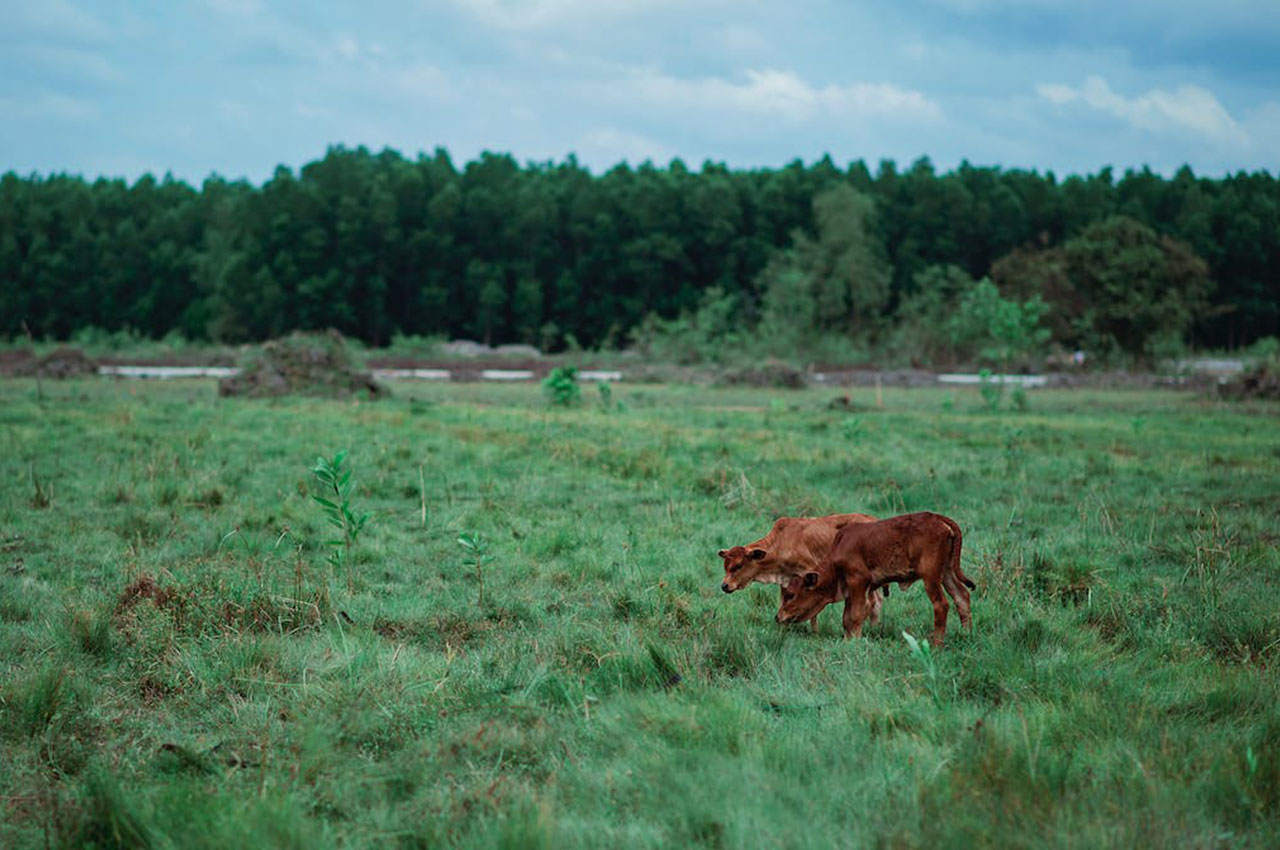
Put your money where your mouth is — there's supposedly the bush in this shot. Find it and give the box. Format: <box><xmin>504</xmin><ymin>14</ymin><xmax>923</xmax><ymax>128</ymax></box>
<box><xmin>542</xmin><ymin>365</ymin><xmax>581</xmax><ymax>406</ymax></box>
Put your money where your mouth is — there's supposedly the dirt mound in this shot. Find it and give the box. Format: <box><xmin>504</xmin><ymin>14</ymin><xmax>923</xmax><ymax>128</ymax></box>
<box><xmin>718</xmin><ymin>359</ymin><xmax>807</xmax><ymax>389</ymax></box>
<box><xmin>219</xmin><ymin>331</ymin><xmax>388</xmax><ymax>399</ymax></box>
<box><xmin>1218</xmin><ymin>361</ymin><xmax>1280</xmax><ymax>401</ymax></box>
<box><xmin>10</xmin><ymin>347</ymin><xmax>97</xmax><ymax>379</ymax></box>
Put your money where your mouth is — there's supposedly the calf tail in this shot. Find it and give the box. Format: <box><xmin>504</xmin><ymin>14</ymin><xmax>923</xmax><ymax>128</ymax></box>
<box><xmin>944</xmin><ymin>517</ymin><xmax>974</xmax><ymax>590</ymax></box>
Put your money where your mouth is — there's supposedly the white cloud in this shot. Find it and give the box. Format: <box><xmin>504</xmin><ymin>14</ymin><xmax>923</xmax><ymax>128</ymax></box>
<box><xmin>1037</xmin><ymin>75</ymin><xmax>1248</xmax><ymax>143</ymax></box>
<box><xmin>629</xmin><ymin>68</ymin><xmax>942</xmax><ymax>123</ymax></box>
<box><xmin>580</xmin><ymin>126</ymin><xmax>673</xmax><ymax>164</ymax></box>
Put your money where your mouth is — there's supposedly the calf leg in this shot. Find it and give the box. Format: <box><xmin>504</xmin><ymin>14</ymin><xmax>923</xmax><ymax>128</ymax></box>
<box><xmin>924</xmin><ymin>579</ymin><xmax>949</xmax><ymax>647</ymax></box>
<box><xmin>841</xmin><ymin>575</ymin><xmax>872</xmax><ymax>639</ymax></box>
<box><xmin>942</xmin><ymin>570</ymin><xmax>972</xmax><ymax>630</ymax></box>
<box><xmin>867</xmin><ymin>586</ymin><xmax>884</xmax><ymax>626</ymax></box>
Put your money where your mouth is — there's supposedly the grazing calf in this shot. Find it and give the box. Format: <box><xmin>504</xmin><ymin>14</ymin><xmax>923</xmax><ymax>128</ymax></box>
<box><xmin>717</xmin><ymin>513</ymin><xmax>885</xmax><ymax>624</ymax></box>
<box><xmin>775</xmin><ymin>511</ymin><xmax>974</xmax><ymax>646</ymax></box>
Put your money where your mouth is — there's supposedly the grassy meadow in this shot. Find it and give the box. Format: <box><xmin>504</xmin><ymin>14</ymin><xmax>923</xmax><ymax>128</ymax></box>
<box><xmin>1</xmin><ymin>377</ymin><xmax>1278</xmax><ymax>848</ymax></box>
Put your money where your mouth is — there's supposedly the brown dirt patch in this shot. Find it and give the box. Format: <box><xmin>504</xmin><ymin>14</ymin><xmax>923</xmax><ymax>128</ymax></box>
<box><xmin>717</xmin><ymin>359</ymin><xmax>807</xmax><ymax>389</ymax></box>
<box><xmin>11</xmin><ymin>347</ymin><xmax>97</xmax><ymax>379</ymax></box>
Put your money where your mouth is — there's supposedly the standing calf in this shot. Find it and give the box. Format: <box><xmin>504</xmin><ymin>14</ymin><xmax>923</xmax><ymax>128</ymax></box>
<box><xmin>717</xmin><ymin>513</ymin><xmax>886</xmax><ymax>625</ymax></box>
<box><xmin>776</xmin><ymin>511</ymin><xmax>974</xmax><ymax>646</ymax></box>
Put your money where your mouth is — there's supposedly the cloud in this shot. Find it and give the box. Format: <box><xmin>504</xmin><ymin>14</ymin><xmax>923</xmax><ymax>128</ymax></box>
<box><xmin>1037</xmin><ymin>75</ymin><xmax>1247</xmax><ymax>144</ymax></box>
<box><xmin>629</xmin><ymin>68</ymin><xmax>943</xmax><ymax>123</ymax></box>
<box><xmin>580</xmin><ymin>126</ymin><xmax>673</xmax><ymax>165</ymax></box>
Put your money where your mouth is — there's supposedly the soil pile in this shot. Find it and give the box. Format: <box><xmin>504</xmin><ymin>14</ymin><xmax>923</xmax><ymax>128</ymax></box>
<box><xmin>219</xmin><ymin>331</ymin><xmax>388</xmax><ymax>399</ymax></box>
<box><xmin>1218</xmin><ymin>361</ymin><xmax>1280</xmax><ymax>401</ymax></box>
<box><xmin>11</xmin><ymin>347</ymin><xmax>97</xmax><ymax>378</ymax></box>
<box><xmin>718</xmin><ymin>359</ymin><xmax>807</xmax><ymax>389</ymax></box>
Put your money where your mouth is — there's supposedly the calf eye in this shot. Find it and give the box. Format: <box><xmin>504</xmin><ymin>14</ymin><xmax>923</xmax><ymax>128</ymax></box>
<box><xmin>729</xmin><ymin>562</ymin><xmax>741</xmax><ymax>572</ymax></box>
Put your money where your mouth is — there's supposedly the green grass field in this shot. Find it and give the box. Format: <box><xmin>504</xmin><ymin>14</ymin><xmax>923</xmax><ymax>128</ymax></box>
<box><xmin>2</xmin><ymin>378</ymin><xmax>1278</xmax><ymax>848</ymax></box>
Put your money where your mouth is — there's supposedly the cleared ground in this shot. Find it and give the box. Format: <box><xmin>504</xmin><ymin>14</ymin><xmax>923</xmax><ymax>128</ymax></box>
<box><xmin>1</xmin><ymin>378</ymin><xmax>1278</xmax><ymax>848</ymax></box>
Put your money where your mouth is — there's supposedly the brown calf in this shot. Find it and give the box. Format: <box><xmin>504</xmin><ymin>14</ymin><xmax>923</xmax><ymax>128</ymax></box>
<box><xmin>775</xmin><ymin>511</ymin><xmax>974</xmax><ymax>646</ymax></box>
<box><xmin>718</xmin><ymin>513</ymin><xmax>885</xmax><ymax>624</ymax></box>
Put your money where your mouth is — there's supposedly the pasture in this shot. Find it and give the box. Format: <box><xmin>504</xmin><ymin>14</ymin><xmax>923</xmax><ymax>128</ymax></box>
<box><xmin>1</xmin><ymin>377</ymin><xmax>1278</xmax><ymax>848</ymax></box>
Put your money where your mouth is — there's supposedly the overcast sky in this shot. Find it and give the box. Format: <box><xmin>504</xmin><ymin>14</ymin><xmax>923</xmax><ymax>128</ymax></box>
<box><xmin>3</xmin><ymin>0</ymin><xmax>1278</xmax><ymax>183</ymax></box>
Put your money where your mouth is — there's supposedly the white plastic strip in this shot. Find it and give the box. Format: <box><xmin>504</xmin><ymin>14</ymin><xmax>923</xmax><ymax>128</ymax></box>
<box><xmin>480</xmin><ymin>369</ymin><xmax>535</xmax><ymax>380</ymax></box>
<box><xmin>372</xmin><ymin>368</ymin><xmax>451</xmax><ymax>380</ymax></box>
<box><xmin>937</xmin><ymin>373</ymin><xmax>1047</xmax><ymax>387</ymax></box>
<box><xmin>98</xmin><ymin>366</ymin><xmax>240</xmax><ymax>379</ymax></box>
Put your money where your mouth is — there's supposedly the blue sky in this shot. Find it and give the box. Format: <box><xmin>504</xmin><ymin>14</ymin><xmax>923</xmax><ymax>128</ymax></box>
<box><xmin>3</xmin><ymin>0</ymin><xmax>1278</xmax><ymax>183</ymax></box>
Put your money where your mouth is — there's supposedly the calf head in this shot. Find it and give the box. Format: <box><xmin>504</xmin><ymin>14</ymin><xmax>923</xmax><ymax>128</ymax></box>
<box><xmin>775</xmin><ymin>571</ymin><xmax>833</xmax><ymax>624</ymax></box>
<box><xmin>717</xmin><ymin>545</ymin><xmax>771</xmax><ymax>593</ymax></box>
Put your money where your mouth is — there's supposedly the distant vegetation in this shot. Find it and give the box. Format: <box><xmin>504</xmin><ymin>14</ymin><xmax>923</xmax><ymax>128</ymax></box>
<box><xmin>2</xmin><ymin>147</ymin><xmax>1276</xmax><ymax>363</ymax></box>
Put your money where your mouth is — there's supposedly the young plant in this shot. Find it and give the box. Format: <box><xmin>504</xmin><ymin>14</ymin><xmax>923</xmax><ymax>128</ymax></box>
<box><xmin>978</xmin><ymin>369</ymin><xmax>1004</xmax><ymax>412</ymax></box>
<box><xmin>29</xmin><ymin>462</ymin><xmax>52</xmax><ymax>509</ymax></box>
<box><xmin>457</xmin><ymin>532</ymin><xmax>492</xmax><ymax>608</ymax></box>
<box><xmin>1011</xmin><ymin>384</ymin><xmax>1029</xmax><ymax>412</ymax></box>
<box><xmin>310</xmin><ymin>450</ymin><xmax>372</xmax><ymax>589</ymax></box>
<box><xmin>597</xmin><ymin>380</ymin><xmax>613</xmax><ymax>410</ymax></box>
<box><xmin>543</xmin><ymin>366</ymin><xmax>581</xmax><ymax>407</ymax></box>
<box><xmin>902</xmin><ymin>630</ymin><xmax>944</xmax><ymax>705</ymax></box>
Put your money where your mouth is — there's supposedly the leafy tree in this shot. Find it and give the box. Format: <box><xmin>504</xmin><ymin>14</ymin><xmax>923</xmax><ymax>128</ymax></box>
<box><xmin>1061</xmin><ymin>216</ymin><xmax>1212</xmax><ymax>357</ymax></box>
<box><xmin>468</xmin><ymin>260</ymin><xmax>506</xmax><ymax>346</ymax></box>
<box><xmin>947</xmin><ymin>278</ymin><xmax>1050</xmax><ymax>369</ymax></box>
<box><xmin>890</xmin><ymin>264</ymin><xmax>975</xmax><ymax>366</ymax></box>
<box><xmin>758</xmin><ymin>185</ymin><xmax>891</xmax><ymax>349</ymax></box>
<box><xmin>511</xmin><ymin>272</ymin><xmax>545</xmax><ymax>345</ymax></box>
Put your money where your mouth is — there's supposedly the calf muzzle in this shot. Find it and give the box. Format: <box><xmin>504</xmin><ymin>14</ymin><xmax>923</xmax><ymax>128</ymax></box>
<box><xmin>721</xmin><ymin>582</ymin><xmax>733</xmax><ymax>594</ymax></box>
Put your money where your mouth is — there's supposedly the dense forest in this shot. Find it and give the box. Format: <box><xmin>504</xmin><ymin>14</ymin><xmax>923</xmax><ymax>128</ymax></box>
<box><xmin>1</xmin><ymin>146</ymin><xmax>1276</xmax><ymax>361</ymax></box>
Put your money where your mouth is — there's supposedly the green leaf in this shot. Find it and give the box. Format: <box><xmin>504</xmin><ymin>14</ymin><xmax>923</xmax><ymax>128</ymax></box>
<box><xmin>312</xmin><ymin>496</ymin><xmax>339</xmax><ymax>509</ymax></box>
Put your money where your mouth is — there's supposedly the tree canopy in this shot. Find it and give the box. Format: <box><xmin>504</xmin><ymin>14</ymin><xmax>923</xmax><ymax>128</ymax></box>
<box><xmin>1</xmin><ymin>147</ymin><xmax>1275</xmax><ymax>356</ymax></box>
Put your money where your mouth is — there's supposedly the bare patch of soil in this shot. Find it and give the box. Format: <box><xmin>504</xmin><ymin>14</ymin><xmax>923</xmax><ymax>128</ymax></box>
<box><xmin>717</xmin><ymin>359</ymin><xmax>807</xmax><ymax>389</ymax></box>
<box><xmin>10</xmin><ymin>347</ymin><xmax>97</xmax><ymax>379</ymax></box>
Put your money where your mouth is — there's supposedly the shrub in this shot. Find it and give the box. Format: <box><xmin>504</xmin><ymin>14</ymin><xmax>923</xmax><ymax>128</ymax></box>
<box><xmin>542</xmin><ymin>366</ymin><xmax>581</xmax><ymax>406</ymax></box>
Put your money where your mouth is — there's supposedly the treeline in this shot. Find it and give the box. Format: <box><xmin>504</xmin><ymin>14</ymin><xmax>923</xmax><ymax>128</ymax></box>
<box><xmin>1</xmin><ymin>146</ymin><xmax>1276</xmax><ymax>357</ymax></box>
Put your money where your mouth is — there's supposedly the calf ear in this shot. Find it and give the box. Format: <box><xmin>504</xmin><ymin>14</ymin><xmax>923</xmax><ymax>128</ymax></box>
<box><xmin>803</xmin><ymin>572</ymin><xmax>819</xmax><ymax>588</ymax></box>
<box><xmin>749</xmin><ymin>548</ymin><xmax>767</xmax><ymax>561</ymax></box>
<box><xmin>717</xmin><ymin>549</ymin><xmax>728</xmax><ymax>559</ymax></box>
